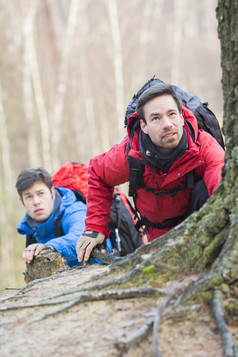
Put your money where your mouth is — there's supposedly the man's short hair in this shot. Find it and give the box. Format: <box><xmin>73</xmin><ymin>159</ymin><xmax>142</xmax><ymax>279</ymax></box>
<box><xmin>16</xmin><ymin>168</ymin><xmax>53</xmax><ymax>197</ymax></box>
<box><xmin>136</xmin><ymin>83</ymin><xmax>183</xmax><ymax>123</ymax></box>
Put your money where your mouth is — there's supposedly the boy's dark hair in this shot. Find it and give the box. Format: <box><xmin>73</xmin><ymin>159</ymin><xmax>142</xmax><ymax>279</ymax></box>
<box><xmin>136</xmin><ymin>83</ymin><xmax>183</xmax><ymax>123</ymax></box>
<box><xmin>16</xmin><ymin>168</ymin><xmax>53</xmax><ymax>197</ymax></box>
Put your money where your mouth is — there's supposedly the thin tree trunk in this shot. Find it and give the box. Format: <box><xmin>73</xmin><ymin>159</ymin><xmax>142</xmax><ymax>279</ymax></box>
<box><xmin>51</xmin><ymin>0</ymin><xmax>80</xmax><ymax>171</ymax></box>
<box><xmin>170</xmin><ymin>0</ymin><xmax>185</xmax><ymax>85</ymax></box>
<box><xmin>139</xmin><ymin>0</ymin><xmax>164</xmax><ymax>79</ymax></box>
<box><xmin>107</xmin><ymin>0</ymin><xmax>124</xmax><ymax>138</ymax></box>
<box><xmin>0</xmin><ymin>82</ymin><xmax>15</xmax><ymax>286</ymax></box>
<box><xmin>78</xmin><ymin>50</ymin><xmax>101</xmax><ymax>157</ymax></box>
<box><xmin>22</xmin><ymin>1</ymin><xmax>40</xmax><ymax>167</ymax></box>
<box><xmin>22</xmin><ymin>0</ymin><xmax>52</xmax><ymax>171</ymax></box>
<box><xmin>0</xmin><ymin>84</ymin><xmax>14</xmax><ymax>194</ymax></box>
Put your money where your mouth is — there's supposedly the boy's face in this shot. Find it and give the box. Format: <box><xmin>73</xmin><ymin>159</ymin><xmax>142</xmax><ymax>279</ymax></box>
<box><xmin>20</xmin><ymin>181</ymin><xmax>55</xmax><ymax>222</ymax></box>
<box><xmin>140</xmin><ymin>94</ymin><xmax>184</xmax><ymax>154</ymax></box>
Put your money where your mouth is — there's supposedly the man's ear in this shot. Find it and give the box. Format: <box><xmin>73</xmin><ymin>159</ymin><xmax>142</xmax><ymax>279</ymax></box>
<box><xmin>19</xmin><ymin>196</ymin><xmax>25</xmax><ymax>206</ymax></box>
<box><xmin>140</xmin><ymin>119</ymin><xmax>148</xmax><ymax>134</ymax></box>
<box><xmin>180</xmin><ymin>113</ymin><xmax>185</xmax><ymax>125</ymax></box>
<box><xmin>51</xmin><ymin>186</ymin><xmax>55</xmax><ymax>200</ymax></box>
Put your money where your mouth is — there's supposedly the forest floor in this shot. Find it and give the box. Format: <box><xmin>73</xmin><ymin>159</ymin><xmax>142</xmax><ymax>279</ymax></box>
<box><xmin>0</xmin><ymin>264</ymin><xmax>237</xmax><ymax>357</ymax></box>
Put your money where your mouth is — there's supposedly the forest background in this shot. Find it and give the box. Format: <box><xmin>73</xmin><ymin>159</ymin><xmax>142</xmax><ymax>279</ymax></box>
<box><xmin>0</xmin><ymin>0</ymin><xmax>223</xmax><ymax>290</ymax></box>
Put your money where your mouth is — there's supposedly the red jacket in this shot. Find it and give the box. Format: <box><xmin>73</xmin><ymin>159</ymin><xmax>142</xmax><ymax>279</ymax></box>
<box><xmin>85</xmin><ymin>107</ymin><xmax>225</xmax><ymax>242</ymax></box>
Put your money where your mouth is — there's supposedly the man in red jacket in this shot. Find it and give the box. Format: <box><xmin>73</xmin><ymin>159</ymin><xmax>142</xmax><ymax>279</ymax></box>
<box><xmin>76</xmin><ymin>83</ymin><xmax>225</xmax><ymax>263</ymax></box>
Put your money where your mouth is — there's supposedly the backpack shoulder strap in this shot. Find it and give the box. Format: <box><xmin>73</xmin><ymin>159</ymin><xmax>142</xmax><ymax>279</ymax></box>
<box><xmin>72</xmin><ymin>190</ymin><xmax>86</xmax><ymax>204</ymax></box>
<box><xmin>26</xmin><ymin>234</ymin><xmax>37</xmax><ymax>247</ymax></box>
<box><xmin>54</xmin><ymin>213</ymin><xmax>65</xmax><ymax>237</ymax></box>
<box><xmin>126</xmin><ymin>141</ymin><xmax>145</xmax><ymax>197</ymax></box>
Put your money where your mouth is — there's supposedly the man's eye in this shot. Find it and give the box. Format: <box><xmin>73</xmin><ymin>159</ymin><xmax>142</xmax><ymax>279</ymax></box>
<box><xmin>25</xmin><ymin>196</ymin><xmax>32</xmax><ymax>200</ymax></box>
<box><xmin>170</xmin><ymin>112</ymin><xmax>177</xmax><ymax>117</ymax></box>
<box><xmin>152</xmin><ymin>116</ymin><xmax>159</xmax><ymax>121</ymax></box>
<box><xmin>39</xmin><ymin>192</ymin><xmax>45</xmax><ymax>196</ymax></box>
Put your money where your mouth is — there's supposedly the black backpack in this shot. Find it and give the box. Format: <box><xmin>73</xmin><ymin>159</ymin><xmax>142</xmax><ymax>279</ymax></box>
<box><xmin>125</xmin><ymin>77</ymin><xmax>224</xmax><ymax>231</ymax></box>
<box><xmin>108</xmin><ymin>190</ymin><xmax>143</xmax><ymax>256</ymax></box>
<box><xmin>125</xmin><ymin>77</ymin><xmax>224</xmax><ymax>149</ymax></box>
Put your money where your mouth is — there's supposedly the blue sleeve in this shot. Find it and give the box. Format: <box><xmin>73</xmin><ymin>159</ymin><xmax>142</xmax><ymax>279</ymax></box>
<box><xmin>45</xmin><ymin>201</ymin><xmax>86</xmax><ymax>261</ymax></box>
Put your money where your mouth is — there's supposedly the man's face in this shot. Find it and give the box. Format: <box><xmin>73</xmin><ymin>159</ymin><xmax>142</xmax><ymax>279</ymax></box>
<box><xmin>140</xmin><ymin>94</ymin><xmax>184</xmax><ymax>154</ymax></box>
<box><xmin>21</xmin><ymin>181</ymin><xmax>55</xmax><ymax>222</ymax></box>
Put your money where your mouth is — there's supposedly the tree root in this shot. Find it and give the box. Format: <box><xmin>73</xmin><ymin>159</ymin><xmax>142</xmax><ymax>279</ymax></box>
<box><xmin>212</xmin><ymin>290</ymin><xmax>238</xmax><ymax>357</ymax></box>
<box><xmin>114</xmin><ymin>274</ymin><xmax>204</xmax><ymax>354</ymax></box>
<box><xmin>53</xmin><ymin>257</ymin><xmax>162</xmax><ymax>299</ymax></box>
<box><xmin>152</xmin><ymin>274</ymin><xmax>205</xmax><ymax>357</ymax></box>
<box><xmin>114</xmin><ymin>318</ymin><xmax>154</xmax><ymax>352</ymax></box>
<box><xmin>0</xmin><ymin>287</ymin><xmax>165</xmax><ymax>313</ymax></box>
<box><xmin>114</xmin><ymin>305</ymin><xmax>201</xmax><ymax>354</ymax></box>
<box><xmin>23</xmin><ymin>287</ymin><xmax>165</xmax><ymax>325</ymax></box>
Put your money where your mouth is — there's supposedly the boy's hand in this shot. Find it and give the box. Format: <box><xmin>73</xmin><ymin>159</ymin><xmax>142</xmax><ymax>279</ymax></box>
<box><xmin>23</xmin><ymin>243</ymin><xmax>54</xmax><ymax>264</ymax></box>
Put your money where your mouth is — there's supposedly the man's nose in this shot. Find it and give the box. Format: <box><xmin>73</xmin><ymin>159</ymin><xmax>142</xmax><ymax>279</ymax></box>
<box><xmin>32</xmin><ymin>195</ymin><xmax>40</xmax><ymax>205</ymax></box>
<box><xmin>162</xmin><ymin>115</ymin><xmax>172</xmax><ymax>128</ymax></box>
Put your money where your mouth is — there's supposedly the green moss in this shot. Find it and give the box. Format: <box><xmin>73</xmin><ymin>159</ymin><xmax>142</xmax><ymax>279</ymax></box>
<box><xmin>153</xmin><ymin>275</ymin><xmax>168</xmax><ymax>284</ymax></box>
<box><xmin>132</xmin><ymin>264</ymin><xmax>177</xmax><ymax>286</ymax></box>
<box><xmin>199</xmin><ymin>291</ymin><xmax>213</xmax><ymax>303</ymax></box>
<box><xmin>132</xmin><ymin>275</ymin><xmax>146</xmax><ymax>286</ymax></box>
<box><xmin>142</xmin><ymin>265</ymin><xmax>156</xmax><ymax>278</ymax></box>
<box><xmin>225</xmin><ymin>302</ymin><xmax>238</xmax><ymax>316</ymax></box>
<box><xmin>131</xmin><ymin>266</ymin><xmax>156</xmax><ymax>286</ymax></box>
<box><xmin>221</xmin><ymin>283</ymin><xmax>230</xmax><ymax>294</ymax></box>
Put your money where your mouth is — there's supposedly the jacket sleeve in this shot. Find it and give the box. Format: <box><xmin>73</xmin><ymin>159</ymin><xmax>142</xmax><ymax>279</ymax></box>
<box><xmin>199</xmin><ymin>130</ymin><xmax>225</xmax><ymax>196</ymax></box>
<box><xmin>85</xmin><ymin>136</ymin><xmax>130</xmax><ymax>236</ymax></box>
<box><xmin>45</xmin><ymin>201</ymin><xmax>87</xmax><ymax>261</ymax></box>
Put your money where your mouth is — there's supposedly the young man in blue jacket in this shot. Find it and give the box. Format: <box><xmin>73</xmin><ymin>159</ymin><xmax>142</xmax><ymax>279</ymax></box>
<box><xmin>16</xmin><ymin>168</ymin><xmax>110</xmax><ymax>267</ymax></box>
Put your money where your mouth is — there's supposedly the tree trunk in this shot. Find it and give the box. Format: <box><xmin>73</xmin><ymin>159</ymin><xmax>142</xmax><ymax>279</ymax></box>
<box><xmin>22</xmin><ymin>0</ymin><xmax>52</xmax><ymax>171</ymax></box>
<box><xmin>107</xmin><ymin>0</ymin><xmax>125</xmax><ymax>138</ymax></box>
<box><xmin>51</xmin><ymin>0</ymin><xmax>80</xmax><ymax>171</ymax></box>
<box><xmin>22</xmin><ymin>0</ymin><xmax>40</xmax><ymax>167</ymax></box>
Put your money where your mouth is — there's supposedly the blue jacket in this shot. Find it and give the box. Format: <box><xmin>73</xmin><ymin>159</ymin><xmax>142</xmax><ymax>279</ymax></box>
<box><xmin>17</xmin><ymin>187</ymin><xmax>112</xmax><ymax>266</ymax></box>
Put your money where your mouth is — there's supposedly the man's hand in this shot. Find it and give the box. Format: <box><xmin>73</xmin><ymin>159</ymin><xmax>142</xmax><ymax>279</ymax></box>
<box><xmin>76</xmin><ymin>231</ymin><xmax>105</xmax><ymax>263</ymax></box>
<box><xmin>22</xmin><ymin>243</ymin><xmax>54</xmax><ymax>264</ymax></box>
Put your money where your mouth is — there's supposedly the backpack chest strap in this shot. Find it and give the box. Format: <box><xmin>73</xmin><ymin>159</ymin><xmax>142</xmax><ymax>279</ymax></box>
<box><xmin>135</xmin><ymin>215</ymin><xmax>185</xmax><ymax>232</ymax></box>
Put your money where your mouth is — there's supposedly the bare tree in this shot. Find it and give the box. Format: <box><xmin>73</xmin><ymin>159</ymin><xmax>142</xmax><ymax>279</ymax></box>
<box><xmin>0</xmin><ymin>82</ymin><xmax>15</xmax><ymax>286</ymax></box>
<box><xmin>107</xmin><ymin>0</ymin><xmax>125</xmax><ymax>138</ymax></box>
<box><xmin>170</xmin><ymin>0</ymin><xmax>185</xmax><ymax>84</ymax></box>
<box><xmin>22</xmin><ymin>1</ymin><xmax>40</xmax><ymax>167</ymax></box>
<box><xmin>51</xmin><ymin>0</ymin><xmax>81</xmax><ymax>171</ymax></box>
<box><xmin>21</xmin><ymin>0</ymin><xmax>52</xmax><ymax>171</ymax></box>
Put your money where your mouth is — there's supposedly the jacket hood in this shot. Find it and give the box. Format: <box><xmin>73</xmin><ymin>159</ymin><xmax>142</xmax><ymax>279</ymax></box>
<box><xmin>16</xmin><ymin>187</ymin><xmax>77</xmax><ymax>236</ymax></box>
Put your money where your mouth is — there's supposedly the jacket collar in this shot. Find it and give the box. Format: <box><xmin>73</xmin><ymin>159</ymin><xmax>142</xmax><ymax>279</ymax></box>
<box><xmin>139</xmin><ymin>127</ymin><xmax>188</xmax><ymax>173</ymax></box>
